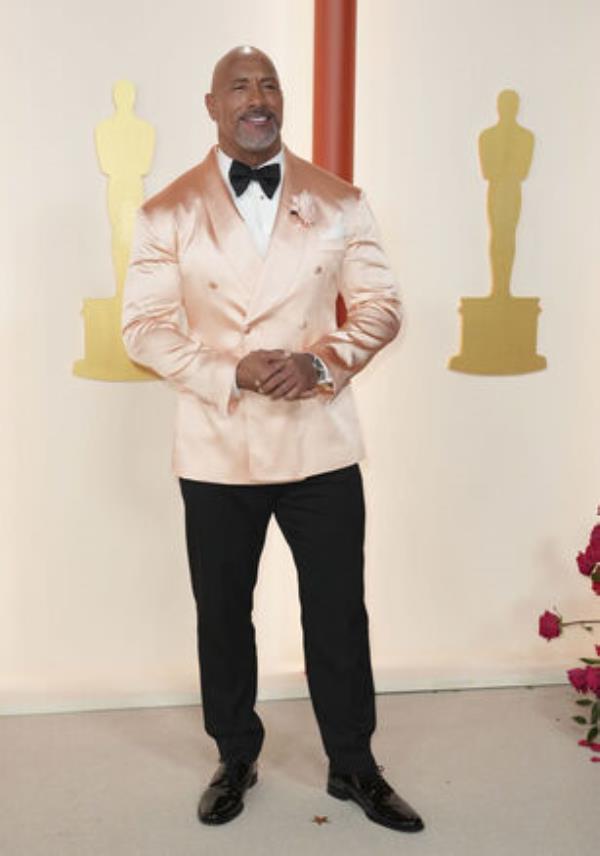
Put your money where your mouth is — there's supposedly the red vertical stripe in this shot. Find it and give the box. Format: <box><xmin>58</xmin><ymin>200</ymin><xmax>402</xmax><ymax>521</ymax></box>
<box><xmin>313</xmin><ymin>0</ymin><xmax>357</xmax><ymax>324</ymax></box>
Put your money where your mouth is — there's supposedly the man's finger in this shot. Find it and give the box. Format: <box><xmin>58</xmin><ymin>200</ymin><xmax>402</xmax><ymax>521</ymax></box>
<box><xmin>267</xmin><ymin>375</ymin><xmax>297</xmax><ymax>398</ymax></box>
<box><xmin>259</xmin><ymin>363</ymin><xmax>292</xmax><ymax>392</ymax></box>
<box><xmin>269</xmin><ymin>375</ymin><xmax>298</xmax><ymax>399</ymax></box>
<box><xmin>260</xmin><ymin>360</ymin><xmax>289</xmax><ymax>378</ymax></box>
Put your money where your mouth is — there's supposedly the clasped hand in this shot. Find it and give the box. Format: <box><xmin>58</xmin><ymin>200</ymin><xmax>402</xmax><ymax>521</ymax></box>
<box><xmin>236</xmin><ymin>350</ymin><xmax>318</xmax><ymax>401</ymax></box>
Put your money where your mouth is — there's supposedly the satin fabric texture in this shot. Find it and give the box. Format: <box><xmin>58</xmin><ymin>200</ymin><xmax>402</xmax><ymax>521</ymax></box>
<box><xmin>122</xmin><ymin>146</ymin><xmax>402</xmax><ymax>484</ymax></box>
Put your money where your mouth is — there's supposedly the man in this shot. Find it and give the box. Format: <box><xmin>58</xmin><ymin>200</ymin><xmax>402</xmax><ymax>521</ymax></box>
<box><xmin>122</xmin><ymin>46</ymin><xmax>424</xmax><ymax>834</ymax></box>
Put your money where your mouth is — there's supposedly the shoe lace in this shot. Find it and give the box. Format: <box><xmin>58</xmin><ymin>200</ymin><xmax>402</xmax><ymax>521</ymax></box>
<box><xmin>360</xmin><ymin>770</ymin><xmax>393</xmax><ymax>799</ymax></box>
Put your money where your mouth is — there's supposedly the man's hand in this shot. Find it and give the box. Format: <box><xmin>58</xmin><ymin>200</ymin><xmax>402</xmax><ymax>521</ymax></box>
<box><xmin>236</xmin><ymin>350</ymin><xmax>319</xmax><ymax>400</ymax></box>
<box><xmin>236</xmin><ymin>349</ymin><xmax>290</xmax><ymax>393</ymax></box>
<box><xmin>258</xmin><ymin>352</ymin><xmax>318</xmax><ymax>400</ymax></box>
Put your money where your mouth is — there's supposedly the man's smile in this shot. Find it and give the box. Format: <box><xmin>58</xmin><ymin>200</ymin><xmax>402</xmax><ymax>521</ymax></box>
<box><xmin>239</xmin><ymin>111</ymin><xmax>275</xmax><ymax>127</ymax></box>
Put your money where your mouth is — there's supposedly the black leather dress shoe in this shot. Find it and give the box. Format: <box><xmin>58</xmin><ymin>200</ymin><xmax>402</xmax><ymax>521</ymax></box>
<box><xmin>198</xmin><ymin>760</ymin><xmax>258</xmax><ymax>825</ymax></box>
<box><xmin>327</xmin><ymin>769</ymin><xmax>425</xmax><ymax>832</ymax></box>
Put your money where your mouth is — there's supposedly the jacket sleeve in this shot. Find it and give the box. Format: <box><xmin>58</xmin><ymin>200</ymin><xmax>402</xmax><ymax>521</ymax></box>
<box><xmin>121</xmin><ymin>207</ymin><xmax>238</xmax><ymax>416</ymax></box>
<box><xmin>309</xmin><ymin>191</ymin><xmax>402</xmax><ymax>396</ymax></box>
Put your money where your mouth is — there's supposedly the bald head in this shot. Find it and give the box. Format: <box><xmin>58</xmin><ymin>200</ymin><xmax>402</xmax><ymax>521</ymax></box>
<box><xmin>205</xmin><ymin>46</ymin><xmax>283</xmax><ymax>166</ymax></box>
<box><xmin>211</xmin><ymin>46</ymin><xmax>278</xmax><ymax>93</ymax></box>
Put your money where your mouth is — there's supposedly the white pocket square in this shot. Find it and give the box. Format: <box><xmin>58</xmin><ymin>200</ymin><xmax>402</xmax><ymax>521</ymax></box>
<box><xmin>319</xmin><ymin>213</ymin><xmax>345</xmax><ymax>241</ymax></box>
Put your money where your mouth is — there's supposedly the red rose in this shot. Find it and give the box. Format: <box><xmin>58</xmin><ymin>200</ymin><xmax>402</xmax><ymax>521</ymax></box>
<box><xmin>538</xmin><ymin>610</ymin><xmax>561</xmax><ymax>640</ymax></box>
<box><xmin>568</xmin><ymin>668</ymin><xmax>588</xmax><ymax>693</ymax></box>
<box><xmin>577</xmin><ymin>550</ymin><xmax>595</xmax><ymax>576</ymax></box>
<box><xmin>585</xmin><ymin>666</ymin><xmax>600</xmax><ymax>696</ymax></box>
<box><xmin>595</xmin><ymin>645</ymin><xmax>600</xmax><ymax>656</ymax></box>
<box><xmin>577</xmin><ymin>543</ymin><xmax>600</xmax><ymax>576</ymax></box>
<box><xmin>590</xmin><ymin>525</ymin><xmax>600</xmax><ymax>547</ymax></box>
<box><xmin>593</xmin><ymin>580</ymin><xmax>600</xmax><ymax>595</ymax></box>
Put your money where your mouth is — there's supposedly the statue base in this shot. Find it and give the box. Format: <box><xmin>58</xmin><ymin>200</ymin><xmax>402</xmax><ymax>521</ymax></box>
<box><xmin>73</xmin><ymin>296</ymin><xmax>156</xmax><ymax>381</ymax></box>
<box><xmin>448</xmin><ymin>295</ymin><xmax>546</xmax><ymax>375</ymax></box>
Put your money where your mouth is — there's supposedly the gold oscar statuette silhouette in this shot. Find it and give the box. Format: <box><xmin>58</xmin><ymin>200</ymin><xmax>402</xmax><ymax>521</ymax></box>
<box><xmin>449</xmin><ymin>89</ymin><xmax>546</xmax><ymax>375</ymax></box>
<box><xmin>73</xmin><ymin>80</ymin><xmax>157</xmax><ymax>380</ymax></box>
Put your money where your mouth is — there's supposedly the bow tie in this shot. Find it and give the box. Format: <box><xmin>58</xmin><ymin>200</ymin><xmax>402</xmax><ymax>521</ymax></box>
<box><xmin>229</xmin><ymin>160</ymin><xmax>281</xmax><ymax>199</ymax></box>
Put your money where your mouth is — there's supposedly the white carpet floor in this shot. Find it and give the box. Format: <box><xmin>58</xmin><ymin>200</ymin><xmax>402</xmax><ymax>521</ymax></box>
<box><xmin>1</xmin><ymin>684</ymin><xmax>597</xmax><ymax>856</ymax></box>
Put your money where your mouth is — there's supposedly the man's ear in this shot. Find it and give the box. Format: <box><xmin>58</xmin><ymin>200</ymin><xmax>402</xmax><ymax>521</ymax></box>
<box><xmin>205</xmin><ymin>93</ymin><xmax>216</xmax><ymax>121</ymax></box>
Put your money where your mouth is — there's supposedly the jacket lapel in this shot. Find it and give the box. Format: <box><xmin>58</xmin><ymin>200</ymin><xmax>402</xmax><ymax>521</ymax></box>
<box><xmin>247</xmin><ymin>147</ymin><xmax>311</xmax><ymax>322</ymax></box>
<box><xmin>200</xmin><ymin>147</ymin><xmax>264</xmax><ymax>298</ymax></box>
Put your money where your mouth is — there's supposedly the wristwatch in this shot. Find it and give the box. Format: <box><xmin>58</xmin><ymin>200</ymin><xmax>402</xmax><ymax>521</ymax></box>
<box><xmin>310</xmin><ymin>354</ymin><xmax>329</xmax><ymax>385</ymax></box>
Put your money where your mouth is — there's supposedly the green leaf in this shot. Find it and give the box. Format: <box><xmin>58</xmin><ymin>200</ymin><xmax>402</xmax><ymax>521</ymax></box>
<box><xmin>573</xmin><ymin>715</ymin><xmax>588</xmax><ymax>725</ymax></box>
<box><xmin>586</xmin><ymin>726</ymin><xmax>599</xmax><ymax>742</ymax></box>
<box><xmin>592</xmin><ymin>704</ymin><xmax>600</xmax><ymax>725</ymax></box>
<box><xmin>576</xmin><ymin>699</ymin><xmax>594</xmax><ymax>706</ymax></box>
<box><xmin>579</xmin><ymin>658</ymin><xmax>600</xmax><ymax>665</ymax></box>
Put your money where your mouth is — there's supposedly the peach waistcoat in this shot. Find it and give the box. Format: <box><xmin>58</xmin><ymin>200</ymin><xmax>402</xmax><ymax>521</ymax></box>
<box><xmin>122</xmin><ymin>146</ymin><xmax>401</xmax><ymax>484</ymax></box>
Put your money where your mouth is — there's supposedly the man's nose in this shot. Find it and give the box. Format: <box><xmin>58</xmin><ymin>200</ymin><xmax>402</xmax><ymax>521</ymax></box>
<box><xmin>246</xmin><ymin>82</ymin><xmax>266</xmax><ymax>108</ymax></box>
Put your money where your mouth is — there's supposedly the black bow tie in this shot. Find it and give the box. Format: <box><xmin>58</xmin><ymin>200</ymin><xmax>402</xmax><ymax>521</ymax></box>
<box><xmin>229</xmin><ymin>160</ymin><xmax>281</xmax><ymax>199</ymax></box>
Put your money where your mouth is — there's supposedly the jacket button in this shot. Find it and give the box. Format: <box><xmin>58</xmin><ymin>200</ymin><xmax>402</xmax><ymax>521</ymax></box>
<box><xmin>314</xmin><ymin>265</ymin><xmax>323</xmax><ymax>275</ymax></box>
<box><xmin>208</xmin><ymin>281</ymin><xmax>218</xmax><ymax>289</ymax></box>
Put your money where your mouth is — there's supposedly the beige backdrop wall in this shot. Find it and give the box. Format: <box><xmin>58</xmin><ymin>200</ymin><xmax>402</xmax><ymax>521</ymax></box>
<box><xmin>2</xmin><ymin>0</ymin><xmax>599</xmax><ymax>714</ymax></box>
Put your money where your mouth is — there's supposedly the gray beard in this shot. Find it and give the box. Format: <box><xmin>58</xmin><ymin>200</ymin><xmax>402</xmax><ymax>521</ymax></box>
<box><xmin>235</xmin><ymin>123</ymin><xmax>280</xmax><ymax>153</ymax></box>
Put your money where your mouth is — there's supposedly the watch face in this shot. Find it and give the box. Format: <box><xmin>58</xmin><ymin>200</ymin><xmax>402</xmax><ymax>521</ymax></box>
<box><xmin>311</xmin><ymin>355</ymin><xmax>326</xmax><ymax>383</ymax></box>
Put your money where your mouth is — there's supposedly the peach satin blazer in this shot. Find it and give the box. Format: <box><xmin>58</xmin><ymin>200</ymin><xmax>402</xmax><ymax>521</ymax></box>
<box><xmin>122</xmin><ymin>146</ymin><xmax>401</xmax><ymax>484</ymax></box>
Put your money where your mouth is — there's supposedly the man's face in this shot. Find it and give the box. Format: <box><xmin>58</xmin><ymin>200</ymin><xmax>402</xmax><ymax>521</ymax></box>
<box><xmin>205</xmin><ymin>51</ymin><xmax>283</xmax><ymax>165</ymax></box>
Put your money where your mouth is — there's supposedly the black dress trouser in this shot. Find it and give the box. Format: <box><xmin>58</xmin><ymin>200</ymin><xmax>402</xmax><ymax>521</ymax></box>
<box><xmin>179</xmin><ymin>464</ymin><xmax>377</xmax><ymax>774</ymax></box>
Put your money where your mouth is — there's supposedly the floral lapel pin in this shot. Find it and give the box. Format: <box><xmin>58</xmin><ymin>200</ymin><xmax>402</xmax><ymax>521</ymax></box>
<box><xmin>290</xmin><ymin>191</ymin><xmax>317</xmax><ymax>228</ymax></box>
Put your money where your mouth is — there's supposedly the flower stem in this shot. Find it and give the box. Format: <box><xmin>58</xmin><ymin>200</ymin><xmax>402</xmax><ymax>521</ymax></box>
<box><xmin>562</xmin><ymin>620</ymin><xmax>600</xmax><ymax>627</ymax></box>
